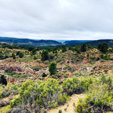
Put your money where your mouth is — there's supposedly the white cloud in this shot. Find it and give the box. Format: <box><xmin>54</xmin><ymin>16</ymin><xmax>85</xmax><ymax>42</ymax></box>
<box><xmin>0</xmin><ymin>0</ymin><xmax>113</xmax><ymax>40</ymax></box>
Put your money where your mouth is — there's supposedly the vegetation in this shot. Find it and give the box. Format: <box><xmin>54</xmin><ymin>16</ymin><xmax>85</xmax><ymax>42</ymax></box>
<box><xmin>98</xmin><ymin>42</ymin><xmax>108</xmax><ymax>53</ymax></box>
<box><xmin>0</xmin><ymin>42</ymin><xmax>113</xmax><ymax>113</ymax></box>
<box><xmin>49</xmin><ymin>62</ymin><xmax>57</xmax><ymax>75</ymax></box>
<box><xmin>0</xmin><ymin>75</ymin><xmax>7</xmax><ymax>85</ymax></box>
<box><xmin>41</xmin><ymin>50</ymin><xmax>49</xmax><ymax>61</ymax></box>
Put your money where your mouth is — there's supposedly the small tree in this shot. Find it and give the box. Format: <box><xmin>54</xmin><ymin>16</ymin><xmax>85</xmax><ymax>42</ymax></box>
<box><xmin>81</xmin><ymin>44</ymin><xmax>87</xmax><ymax>52</ymax></box>
<box><xmin>98</xmin><ymin>42</ymin><xmax>108</xmax><ymax>53</ymax></box>
<box><xmin>41</xmin><ymin>50</ymin><xmax>49</xmax><ymax>61</ymax></box>
<box><xmin>0</xmin><ymin>75</ymin><xmax>7</xmax><ymax>85</ymax></box>
<box><xmin>61</xmin><ymin>45</ymin><xmax>67</xmax><ymax>52</ymax></box>
<box><xmin>49</xmin><ymin>62</ymin><xmax>57</xmax><ymax>75</ymax></box>
<box><xmin>32</xmin><ymin>49</ymin><xmax>37</xmax><ymax>55</ymax></box>
<box><xmin>19</xmin><ymin>52</ymin><xmax>24</xmax><ymax>58</ymax></box>
<box><xmin>12</xmin><ymin>53</ymin><xmax>16</xmax><ymax>59</ymax></box>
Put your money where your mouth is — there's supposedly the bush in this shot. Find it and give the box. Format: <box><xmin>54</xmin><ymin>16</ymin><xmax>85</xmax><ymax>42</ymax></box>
<box><xmin>98</xmin><ymin>42</ymin><xmax>108</xmax><ymax>53</ymax></box>
<box><xmin>32</xmin><ymin>49</ymin><xmax>37</xmax><ymax>55</ymax></box>
<box><xmin>79</xmin><ymin>77</ymin><xmax>93</xmax><ymax>92</ymax></box>
<box><xmin>16</xmin><ymin>51</ymin><xmax>21</xmax><ymax>55</ymax></box>
<box><xmin>81</xmin><ymin>44</ymin><xmax>87</xmax><ymax>52</ymax></box>
<box><xmin>0</xmin><ymin>75</ymin><xmax>7</xmax><ymax>85</ymax></box>
<box><xmin>58</xmin><ymin>109</ymin><xmax>62</xmax><ymax>113</ymax></box>
<box><xmin>19</xmin><ymin>52</ymin><xmax>24</xmax><ymax>58</ymax></box>
<box><xmin>37</xmin><ymin>79</ymin><xmax>63</xmax><ymax>108</ymax></box>
<box><xmin>58</xmin><ymin>93</ymin><xmax>69</xmax><ymax>105</ymax></box>
<box><xmin>10</xmin><ymin>97</ymin><xmax>21</xmax><ymax>108</ymax></box>
<box><xmin>76</xmin><ymin>77</ymin><xmax>113</xmax><ymax>113</ymax></box>
<box><xmin>33</xmin><ymin>55</ymin><xmax>37</xmax><ymax>60</ymax></box>
<box><xmin>10</xmin><ymin>79</ymin><xmax>67</xmax><ymax>110</ymax></box>
<box><xmin>62</xmin><ymin>76</ymin><xmax>80</xmax><ymax>95</ymax></box>
<box><xmin>41</xmin><ymin>50</ymin><xmax>49</xmax><ymax>61</ymax></box>
<box><xmin>42</xmin><ymin>73</ymin><xmax>47</xmax><ymax>77</ymax></box>
<box><xmin>12</xmin><ymin>53</ymin><xmax>16</xmax><ymax>59</ymax></box>
<box><xmin>49</xmin><ymin>62</ymin><xmax>57</xmax><ymax>75</ymax></box>
<box><xmin>61</xmin><ymin>45</ymin><xmax>67</xmax><ymax>52</ymax></box>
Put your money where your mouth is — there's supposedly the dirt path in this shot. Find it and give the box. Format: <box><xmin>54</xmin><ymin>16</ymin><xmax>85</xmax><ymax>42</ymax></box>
<box><xmin>48</xmin><ymin>94</ymin><xmax>86</xmax><ymax>113</ymax></box>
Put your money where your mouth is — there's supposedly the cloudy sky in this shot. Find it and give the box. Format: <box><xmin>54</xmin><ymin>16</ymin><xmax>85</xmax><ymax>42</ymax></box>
<box><xmin>0</xmin><ymin>0</ymin><xmax>113</xmax><ymax>40</ymax></box>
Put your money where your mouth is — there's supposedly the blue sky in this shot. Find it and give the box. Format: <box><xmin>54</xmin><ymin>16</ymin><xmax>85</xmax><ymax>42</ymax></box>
<box><xmin>0</xmin><ymin>0</ymin><xmax>113</xmax><ymax>40</ymax></box>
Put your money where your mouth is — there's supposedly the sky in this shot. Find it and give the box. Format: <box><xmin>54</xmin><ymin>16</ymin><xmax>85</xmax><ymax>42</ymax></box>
<box><xmin>0</xmin><ymin>0</ymin><xmax>113</xmax><ymax>40</ymax></box>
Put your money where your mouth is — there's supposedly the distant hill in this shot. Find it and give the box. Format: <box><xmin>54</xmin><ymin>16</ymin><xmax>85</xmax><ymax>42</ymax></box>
<box><xmin>86</xmin><ymin>39</ymin><xmax>113</xmax><ymax>46</ymax></box>
<box><xmin>64</xmin><ymin>39</ymin><xmax>113</xmax><ymax>46</ymax></box>
<box><xmin>0</xmin><ymin>37</ymin><xmax>113</xmax><ymax>47</ymax></box>
<box><xmin>64</xmin><ymin>40</ymin><xmax>90</xmax><ymax>46</ymax></box>
<box><xmin>0</xmin><ymin>37</ymin><xmax>62</xmax><ymax>47</ymax></box>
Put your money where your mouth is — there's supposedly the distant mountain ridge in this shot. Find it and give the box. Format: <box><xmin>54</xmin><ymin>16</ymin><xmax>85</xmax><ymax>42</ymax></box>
<box><xmin>85</xmin><ymin>39</ymin><xmax>113</xmax><ymax>46</ymax></box>
<box><xmin>0</xmin><ymin>37</ymin><xmax>62</xmax><ymax>47</ymax></box>
<box><xmin>63</xmin><ymin>40</ymin><xmax>90</xmax><ymax>45</ymax></box>
<box><xmin>0</xmin><ymin>37</ymin><xmax>113</xmax><ymax>47</ymax></box>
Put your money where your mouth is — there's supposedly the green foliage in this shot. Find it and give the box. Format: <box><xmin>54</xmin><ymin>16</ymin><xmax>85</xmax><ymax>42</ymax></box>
<box><xmin>16</xmin><ymin>51</ymin><xmax>21</xmax><ymax>55</ymax></box>
<box><xmin>10</xmin><ymin>97</ymin><xmax>21</xmax><ymax>108</ymax></box>
<box><xmin>37</xmin><ymin>78</ymin><xmax>63</xmax><ymax>108</ymax></box>
<box><xmin>19</xmin><ymin>52</ymin><xmax>24</xmax><ymax>58</ymax></box>
<box><xmin>58</xmin><ymin>109</ymin><xmax>62</xmax><ymax>113</ymax></box>
<box><xmin>61</xmin><ymin>45</ymin><xmax>67</xmax><ymax>52</ymax></box>
<box><xmin>10</xmin><ymin>79</ymin><xmax>68</xmax><ymax>110</ymax></box>
<box><xmin>58</xmin><ymin>93</ymin><xmax>69</xmax><ymax>105</ymax></box>
<box><xmin>81</xmin><ymin>44</ymin><xmax>87</xmax><ymax>52</ymax></box>
<box><xmin>41</xmin><ymin>50</ymin><xmax>49</xmax><ymax>61</ymax></box>
<box><xmin>98</xmin><ymin>42</ymin><xmax>108</xmax><ymax>53</ymax></box>
<box><xmin>100</xmin><ymin>53</ymin><xmax>110</xmax><ymax>60</ymax></box>
<box><xmin>49</xmin><ymin>62</ymin><xmax>57</xmax><ymax>75</ymax></box>
<box><xmin>42</xmin><ymin>73</ymin><xmax>47</xmax><ymax>77</ymax></box>
<box><xmin>0</xmin><ymin>105</ymin><xmax>11</xmax><ymax>113</ymax></box>
<box><xmin>63</xmin><ymin>76</ymin><xmax>93</xmax><ymax>95</ymax></box>
<box><xmin>87</xmin><ymin>52</ymin><xmax>89</xmax><ymax>58</ymax></box>
<box><xmin>76</xmin><ymin>74</ymin><xmax>113</xmax><ymax>113</ymax></box>
<box><xmin>32</xmin><ymin>49</ymin><xmax>37</xmax><ymax>55</ymax></box>
<box><xmin>33</xmin><ymin>55</ymin><xmax>37</xmax><ymax>60</ymax></box>
<box><xmin>0</xmin><ymin>83</ymin><xmax>19</xmax><ymax>99</ymax></box>
<box><xmin>62</xmin><ymin>76</ymin><xmax>80</xmax><ymax>95</ymax></box>
<box><xmin>0</xmin><ymin>75</ymin><xmax>7</xmax><ymax>85</ymax></box>
<box><xmin>79</xmin><ymin>77</ymin><xmax>93</xmax><ymax>92</ymax></box>
<box><xmin>12</xmin><ymin>53</ymin><xmax>16</xmax><ymax>59</ymax></box>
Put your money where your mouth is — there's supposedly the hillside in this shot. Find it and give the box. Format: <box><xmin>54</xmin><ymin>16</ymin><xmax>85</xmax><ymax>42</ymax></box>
<box><xmin>0</xmin><ymin>37</ymin><xmax>62</xmax><ymax>47</ymax></box>
<box><xmin>86</xmin><ymin>39</ymin><xmax>113</xmax><ymax>46</ymax></box>
<box><xmin>63</xmin><ymin>40</ymin><xmax>90</xmax><ymax>45</ymax></box>
<box><xmin>0</xmin><ymin>43</ymin><xmax>113</xmax><ymax>113</ymax></box>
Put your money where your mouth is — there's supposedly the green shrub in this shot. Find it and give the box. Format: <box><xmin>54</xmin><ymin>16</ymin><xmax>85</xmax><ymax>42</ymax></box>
<box><xmin>11</xmin><ymin>79</ymin><xmax>67</xmax><ymax>110</ymax></box>
<box><xmin>61</xmin><ymin>45</ymin><xmax>67</xmax><ymax>52</ymax></box>
<box><xmin>32</xmin><ymin>49</ymin><xmax>37</xmax><ymax>55</ymax></box>
<box><xmin>79</xmin><ymin>77</ymin><xmax>93</xmax><ymax>92</ymax></box>
<box><xmin>41</xmin><ymin>50</ymin><xmax>49</xmax><ymax>61</ymax></box>
<box><xmin>12</xmin><ymin>53</ymin><xmax>16</xmax><ymax>59</ymax></box>
<box><xmin>0</xmin><ymin>75</ymin><xmax>7</xmax><ymax>85</ymax></box>
<box><xmin>33</xmin><ymin>55</ymin><xmax>37</xmax><ymax>60</ymax></box>
<box><xmin>76</xmin><ymin>80</ymin><xmax>113</xmax><ymax>113</ymax></box>
<box><xmin>98</xmin><ymin>42</ymin><xmax>108</xmax><ymax>53</ymax></box>
<box><xmin>49</xmin><ymin>62</ymin><xmax>57</xmax><ymax>75</ymax></box>
<box><xmin>42</xmin><ymin>73</ymin><xmax>47</xmax><ymax>77</ymax></box>
<box><xmin>19</xmin><ymin>52</ymin><xmax>24</xmax><ymax>58</ymax></box>
<box><xmin>10</xmin><ymin>97</ymin><xmax>21</xmax><ymax>108</ymax></box>
<box><xmin>62</xmin><ymin>76</ymin><xmax>80</xmax><ymax>95</ymax></box>
<box><xmin>58</xmin><ymin>109</ymin><xmax>62</xmax><ymax>113</ymax></box>
<box><xmin>81</xmin><ymin>44</ymin><xmax>87</xmax><ymax>52</ymax></box>
<box><xmin>58</xmin><ymin>93</ymin><xmax>69</xmax><ymax>105</ymax></box>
